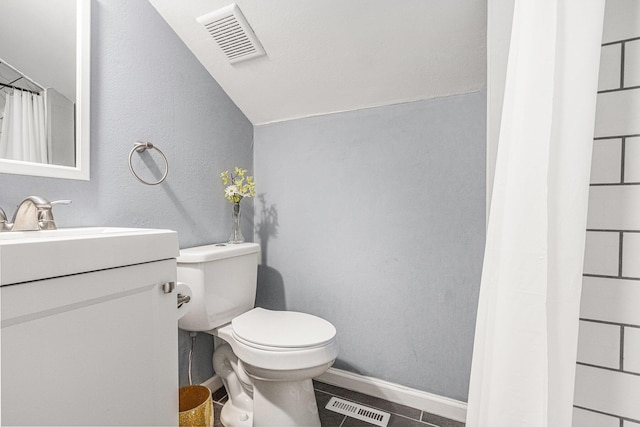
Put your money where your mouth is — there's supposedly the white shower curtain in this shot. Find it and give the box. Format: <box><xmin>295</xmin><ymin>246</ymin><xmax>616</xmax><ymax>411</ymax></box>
<box><xmin>0</xmin><ymin>90</ymin><xmax>48</xmax><ymax>164</ymax></box>
<box><xmin>466</xmin><ymin>1</ymin><xmax>605</xmax><ymax>426</ymax></box>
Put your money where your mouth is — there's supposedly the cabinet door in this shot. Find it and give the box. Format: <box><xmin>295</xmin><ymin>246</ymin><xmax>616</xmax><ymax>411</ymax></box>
<box><xmin>1</xmin><ymin>260</ymin><xmax>179</xmax><ymax>426</ymax></box>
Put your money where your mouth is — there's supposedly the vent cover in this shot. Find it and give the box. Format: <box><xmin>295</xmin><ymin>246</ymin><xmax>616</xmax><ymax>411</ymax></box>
<box><xmin>325</xmin><ymin>397</ymin><xmax>391</xmax><ymax>427</ymax></box>
<box><xmin>197</xmin><ymin>4</ymin><xmax>266</xmax><ymax>64</ymax></box>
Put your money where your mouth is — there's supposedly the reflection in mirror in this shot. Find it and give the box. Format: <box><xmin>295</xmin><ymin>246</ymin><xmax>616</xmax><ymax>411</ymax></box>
<box><xmin>0</xmin><ymin>59</ymin><xmax>75</xmax><ymax>166</ymax></box>
<box><xmin>0</xmin><ymin>0</ymin><xmax>90</xmax><ymax>180</ymax></box>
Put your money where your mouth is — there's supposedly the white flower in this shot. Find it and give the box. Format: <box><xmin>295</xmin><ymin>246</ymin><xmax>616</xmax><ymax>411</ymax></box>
<box><xmin>225</xmin><ymin>185</ymin><xmax>240</xmax><ymax>198</ymax></box>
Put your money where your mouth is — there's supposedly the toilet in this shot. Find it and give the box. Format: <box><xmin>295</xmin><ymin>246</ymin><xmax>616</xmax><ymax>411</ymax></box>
<box><xmin>177</xmin><ymin>242</ymin><xmax>338</xmax><ymax>427</ymax></box>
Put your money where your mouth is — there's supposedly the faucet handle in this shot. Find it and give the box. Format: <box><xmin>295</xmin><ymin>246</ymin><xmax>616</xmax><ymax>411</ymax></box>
<box><xmin>38</xmin><ymin>199</ymin><xmax>72</xmax><ymax>231</ymax></box>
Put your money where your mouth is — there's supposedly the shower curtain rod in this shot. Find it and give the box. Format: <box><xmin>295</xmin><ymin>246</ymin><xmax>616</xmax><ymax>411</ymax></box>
<box><xmin>0</xmin><ymin>59</ymin><xmax>45</xmax><ymax>93</ymax></box>
<box><xmin>0</xmin><ymin>81</ymin><xmax>42</xmax><ymax>95</ymax></box>
<box><xmin>0</xmin><ymin>82</ymin><xmax>42</xmax><ymax>95</ymax></box>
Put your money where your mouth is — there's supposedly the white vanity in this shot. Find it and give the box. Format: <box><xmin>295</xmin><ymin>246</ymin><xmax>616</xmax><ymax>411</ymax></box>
<box><xmin>0</xmin><ymin>227</ymin><xmax>180</xmax><ymax>426</ymax></box>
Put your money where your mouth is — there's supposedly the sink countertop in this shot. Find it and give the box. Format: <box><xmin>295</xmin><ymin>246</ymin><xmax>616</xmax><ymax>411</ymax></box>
<box><xmin>0</xmin><ymin>227</ymin><xmax>179</xmax><ymax>286</ymax></box>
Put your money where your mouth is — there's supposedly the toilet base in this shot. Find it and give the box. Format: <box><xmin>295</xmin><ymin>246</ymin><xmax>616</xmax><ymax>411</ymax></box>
<box><xmin>251</xmin><ymin>378</ymin><xmax>321</xmax><ymax>427</ymax></box>
<box><xmin>220</xmin><ymin>400</ymin><xmax>253</xmax><ymax>427</ymax></box>
<box><xmin>219</xmin><ymin>378</ymin><xmax>321</xmax><ymax>427</ymax></box>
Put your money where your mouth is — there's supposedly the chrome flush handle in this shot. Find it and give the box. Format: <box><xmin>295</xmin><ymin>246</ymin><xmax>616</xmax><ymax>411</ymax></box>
<box><xmin>162</xmin><ymin>281</ymin><xmax>176</xmax><ymax>294</ymax></box>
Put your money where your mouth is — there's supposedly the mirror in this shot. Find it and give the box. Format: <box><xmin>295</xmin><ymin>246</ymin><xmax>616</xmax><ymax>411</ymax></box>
<box><xmin>0</xmin><ymin>0</ymin><xmax>90</xmax><ymax>180</ymax></box>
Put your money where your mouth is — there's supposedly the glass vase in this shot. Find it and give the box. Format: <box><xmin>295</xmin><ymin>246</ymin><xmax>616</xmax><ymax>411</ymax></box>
<box><xmin>228</xmin><ymin>202</ymin><xmax>245</xmax><ymax>244</ymax></box>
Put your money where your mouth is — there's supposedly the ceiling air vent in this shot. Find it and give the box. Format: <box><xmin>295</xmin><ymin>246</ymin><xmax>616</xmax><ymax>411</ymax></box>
<box><xmin>197</xmin><ymin>4</ymin><xmax>266</xmax><ymax>64</ymax></box>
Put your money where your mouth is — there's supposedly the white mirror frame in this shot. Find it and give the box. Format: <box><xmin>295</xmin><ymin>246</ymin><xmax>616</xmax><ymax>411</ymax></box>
<box><xmin>0</xmin><ymin>0</ymin><xmax>90</xmax><ymax>181</ymax></box>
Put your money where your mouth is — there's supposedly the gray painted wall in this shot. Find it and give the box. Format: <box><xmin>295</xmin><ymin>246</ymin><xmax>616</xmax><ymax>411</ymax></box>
<box><xmin>0</xmin><ymin>0</ymin><xmax>253</xmax><ymax>386</ymax></box>
<box><xmin>253</xmin><ymin>93</ymin><xmax>486</xmax><ymax>402</ymax></box>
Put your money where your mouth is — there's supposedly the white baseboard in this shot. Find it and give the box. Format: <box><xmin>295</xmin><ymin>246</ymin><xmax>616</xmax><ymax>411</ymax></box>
<box><xmin>200</xmin><ymin>374</ymin><xmax>223</xmax><ymax>393</ymax></box>
<box><xmin>315</xmin><ymin>367</ymin><xmax>467</xmax><ymax>423</ymax></box>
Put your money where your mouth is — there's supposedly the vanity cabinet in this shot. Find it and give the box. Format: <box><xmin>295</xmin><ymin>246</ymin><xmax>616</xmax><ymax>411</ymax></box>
<box><xmin>0</xmin><ymin>228</ymin><xmax>180</xmax><ymax>426</ymax></box>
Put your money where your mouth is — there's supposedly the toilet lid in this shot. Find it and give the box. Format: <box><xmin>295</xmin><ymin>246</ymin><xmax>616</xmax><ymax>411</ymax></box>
<box><xmin>232</xmin><ymin>308</ymin><xmax>336</xmax><ymax>349</ymax></box>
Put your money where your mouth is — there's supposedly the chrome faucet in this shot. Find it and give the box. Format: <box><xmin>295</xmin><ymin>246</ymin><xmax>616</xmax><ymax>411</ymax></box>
<box><xmin>2</xmin><ymin>197</ymin><xmax>71</xmax><ymax>232</ymax></box>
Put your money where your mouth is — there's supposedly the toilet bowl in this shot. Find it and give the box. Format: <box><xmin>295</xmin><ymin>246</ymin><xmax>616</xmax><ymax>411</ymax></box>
<box><xmin>177</xmin><ymin>243</ymin><xmax>338</xmax><ymax>427</ymax></box>
<box><xmin>213</xmin><ymin>308</ymin><xmax>337</xmax><ymax>426</ymax></box>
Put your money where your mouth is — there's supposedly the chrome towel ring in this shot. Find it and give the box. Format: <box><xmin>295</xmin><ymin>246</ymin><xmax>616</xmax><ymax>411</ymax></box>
<box><xmin>128</xmin><ymin>141</ymin><xmax>169</xmax><ymax>185</ymax></box>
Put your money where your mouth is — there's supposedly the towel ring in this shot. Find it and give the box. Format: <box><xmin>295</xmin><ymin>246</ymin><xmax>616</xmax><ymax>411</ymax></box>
<box><xmin>128</xmin><ymin>141</ymin><xmax>169</xmax><ymax>185</ymax></box>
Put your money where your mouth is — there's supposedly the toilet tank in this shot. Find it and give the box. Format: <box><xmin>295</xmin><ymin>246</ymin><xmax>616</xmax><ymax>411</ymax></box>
<box><xmin>177</xmin><ymin>242</ymin><xmax>260</xmax><ymax>331</ymax></box>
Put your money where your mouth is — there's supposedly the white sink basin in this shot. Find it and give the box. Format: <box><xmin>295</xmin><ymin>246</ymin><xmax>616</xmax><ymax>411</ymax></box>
<box><xmin>0</xmin><ymin>227</ymin><xmax>179</xmax><ymax>286</ymax></box>
<box><xmin>0</xmin><ymin>227</ymin><xmax>145</xmax><ymax>240</ymax></box>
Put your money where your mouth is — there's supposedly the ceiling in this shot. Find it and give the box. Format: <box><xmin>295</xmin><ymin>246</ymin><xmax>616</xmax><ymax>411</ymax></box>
<box><xmin>149</xmin><ymin>0</ymin><xmax>487</xmax><ymax>125</ymax></box>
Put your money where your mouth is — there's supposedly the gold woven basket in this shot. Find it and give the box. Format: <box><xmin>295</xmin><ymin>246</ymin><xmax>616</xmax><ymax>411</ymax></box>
<box><xmin>178</xmin><ymin>385</ymin><xmax>213</xmax><ymax>427</ymax></box>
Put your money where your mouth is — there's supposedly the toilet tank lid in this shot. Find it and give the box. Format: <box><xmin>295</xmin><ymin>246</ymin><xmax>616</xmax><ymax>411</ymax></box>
<box><xmin>177</xmin><ymin>242</ymin><xmax>260</xmax><ymax>263</ymax></box>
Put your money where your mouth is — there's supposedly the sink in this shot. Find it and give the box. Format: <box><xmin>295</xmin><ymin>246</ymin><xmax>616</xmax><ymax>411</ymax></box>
<box><xmin>0</xmin><ymin>227</ymin><xmax>179</xmax><ymax>286</ymax></box>
<box><xmin>0</xmin><ymin>227</ymin><xmax>144</xmax><ymax>240</ymax></box>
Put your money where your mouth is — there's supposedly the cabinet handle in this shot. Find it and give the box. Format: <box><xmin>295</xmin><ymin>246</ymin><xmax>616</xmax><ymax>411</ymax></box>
<box><xmin>162</xmin><ymin>281</ymin><xmax>176</xmax><ymax>294</ymax></box>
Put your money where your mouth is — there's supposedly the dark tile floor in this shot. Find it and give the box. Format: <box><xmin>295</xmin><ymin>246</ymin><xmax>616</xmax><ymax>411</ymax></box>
<box><xmin>211</xmin><ymin>381</ymin><xmax>465</xmax><ymax>427</ymax></box>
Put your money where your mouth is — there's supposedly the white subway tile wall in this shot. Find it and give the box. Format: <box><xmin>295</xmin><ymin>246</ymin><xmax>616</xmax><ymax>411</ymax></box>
<box><xmin>598</xmin><ymin>44</ymin><xmax>622</xmax><ymax>91</ymax></box>
<box><xmin>622</xmin><ymin>233</ymin><xmax>640</xmax><ymax>278</ymax></box>
<box><xmin>575</xmin><ymin>365</ymin><xmax>640</xmax><ymax>421</ymax></box>
<box><xmin>626</xmin><ymin>137</ymin><xmax>640</xmax><ymax>182</ymax></box>
<box><xmin>624</xmin><ymin>39</ymin><xmax>640</xmax><ymax>88</ymax></box>
<box><xmin>590</xmin><ymin>139</ymin><xmax>622</xmax><ymax>184</ymax></box>
<box><xmin>587</xmin><ymin>186</ymin><xmax>640</xmax><ymax>230</ymax></box>
<box><xmin>583</xmin><ymin>231</ymin><xmax>620</xmax><ymax>276</ymax></box>
<box><xmin>581</xmin><ymin>277</ymin><xmax>640</xmax><ymax>326</ymax></box>
<box><xmin>573</xmin><ymin>407</ymin><xmax>622</xmax><ymax>427</ymax></box>
<box><xmin>594</xmin><ymin>90</ymin><xmax>640</xmax><ymax>137</ymax></box>
<box><xmin>575</xmin><ymin>1</ymin><xmax>640</xmax><ymax>424</ymax></box>
<box><xmin>577</xmin><ymin>321</ymin><xmax>621</xmax><ymax>369</ymax></box>
<box><xmin>602</xmin><ymin>0</ymin><xmax>640</xmax><ymax>43</ymax></box>
<box><xmin>624</xmin><ymin>327</ymin><xmax>640</xmax><ymax>374</ymax></box>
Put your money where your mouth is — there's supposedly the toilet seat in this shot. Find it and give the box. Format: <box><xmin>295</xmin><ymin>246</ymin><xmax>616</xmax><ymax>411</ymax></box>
<box><xmin>214</xmin><ymin>308</ymin><xmax>339</xmax><ymax>371</ymax></box>
<box><xmin>232</xmin><ymin>308</ymin><xmax>336</xmax><ymax>350</ymax></box>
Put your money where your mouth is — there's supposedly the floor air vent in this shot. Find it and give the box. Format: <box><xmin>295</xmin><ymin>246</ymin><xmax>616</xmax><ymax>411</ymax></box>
<box><xmin>325</xmin><ymin>397</ymin><xmax>391</xmax><ymax>427</ymax></box>
<box><xmin>197</xmin><ymin>3</ymin><xmax>265</xmax><ymax>64</ymax></box>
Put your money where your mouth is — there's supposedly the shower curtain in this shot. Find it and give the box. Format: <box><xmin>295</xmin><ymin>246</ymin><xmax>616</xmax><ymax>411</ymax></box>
<box><xmin>0</xmin><ymin>89</ymin><xmax>48</xmax><ymax>164</ymax></box>
<box><xmin>466</xmin><ymin>0</ymin><xmax>605</xmax><ymax>426</ymax></box>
